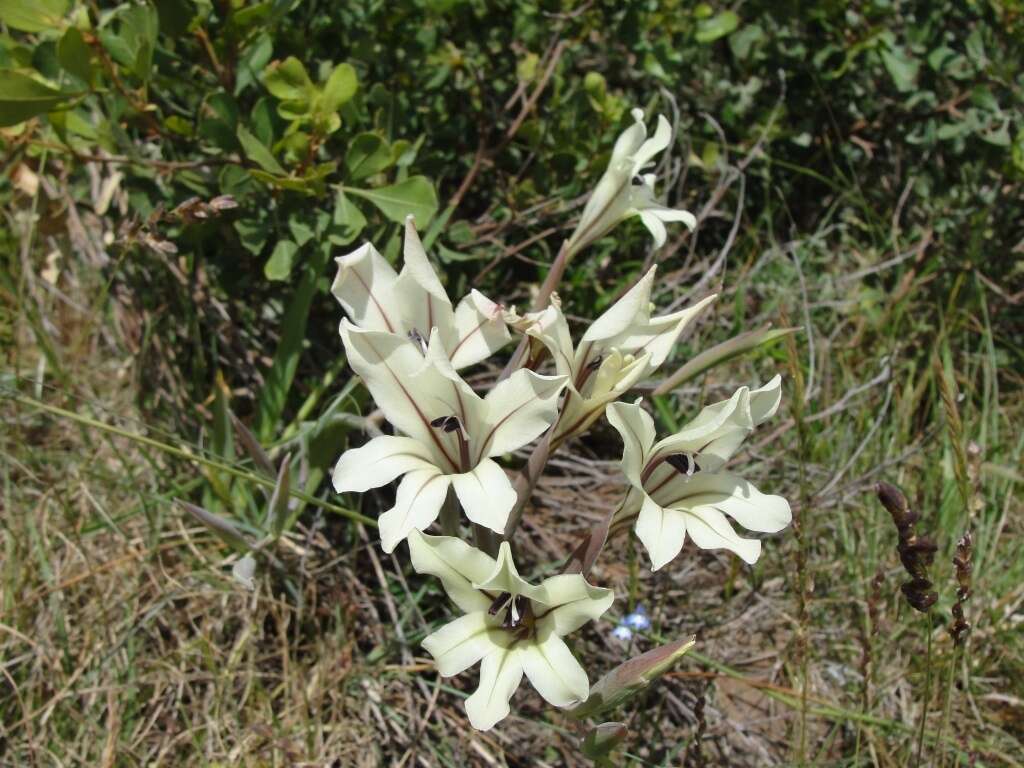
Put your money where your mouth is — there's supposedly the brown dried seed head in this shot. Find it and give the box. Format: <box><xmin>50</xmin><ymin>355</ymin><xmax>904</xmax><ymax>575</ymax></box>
<box><xmin>876</xmin><ymin>481</ymin><xmax>919</xmax><ymax>529</ymax></box>
<box><xmin>901</xmin><ymin>579</ymin><xmax>938</xmax><ymax>612</ymax></box>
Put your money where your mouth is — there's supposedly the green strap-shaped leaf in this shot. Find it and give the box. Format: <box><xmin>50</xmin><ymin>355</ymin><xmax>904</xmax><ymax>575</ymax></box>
<box><xmin>653</xmin><ymin>325</ymin><xmax>799</xmax><ymax>396</ymax></box>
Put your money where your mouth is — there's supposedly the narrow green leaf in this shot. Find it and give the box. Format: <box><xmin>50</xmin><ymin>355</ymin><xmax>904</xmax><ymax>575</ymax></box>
<box><xmin>230</xmin><ymin>413</ymin><xmax>276</xmax><ymax>477</ymax></box>
<box><xmin>255</xmin><ymin>243</ymin><xmax>333</xmax><ymax>441</ymax></box>
<box><xmin>237</xmin><ymin>124</ymin><xmax>286</xmax><ymax>175</ymax></box>
<box><xmin>177</xmin><ymin>499</ymin><xmax>250</xmax><ymax>552</ymax></box>
<box><xmin>653</xmin><ymin>325</ymin><xmax>799</xmax><ymax>396</ymax></box>
<box><xmin>345</xmin><ymin>175</ymin><xmax>438</xmax><ymax>226</ymax></box>
<box><xmin>581</xmin><ymin>723</ymin><xmax>628</xmax><ymax>766</ymax></box>
<box><xmin>266</xmin><ymin>455</ymin><xmax>291</xmax><ymax>539</ymax></box>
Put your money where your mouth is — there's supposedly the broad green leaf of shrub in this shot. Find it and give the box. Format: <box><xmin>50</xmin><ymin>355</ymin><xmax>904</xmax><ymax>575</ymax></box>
<box><xmin>263</xmin><ymin>57</ymin><xmax>314</xmax><ymax>102</ymax></box>
<box><xmin>321</xmin><ymin>62</ymin><xmax>357</xmax><ymax>112</ymax></box>
<box><xmin>120</xmin><ymin>4</ymin><xmax>159</xmax><ymax>81</ymax></box>
<box><xmin>237</xmin><ymin>125</ymin><xmax>286</xmax><ymax>174</ymax></box>
<box><xmin>57</xmin><ymin>27</ymin><xmax>94</xmax><ymax>85</ymax></box>
<box><xmin>345</xmin><ymin>133</ymin><xmax>392</xmax><ymax>181</ymax></box>
<box><xmin>329</xmin><ymin>189</ymin><xmax>367</xmax><ymax>245</ymax></box>
<box><xmin>729</xmin><ymin>23</ymin><xmax>764</xmax><ymax>60</ymax></box>
<box><xmin>264</xmin><ymin>239</ymin><xmax>299</xmax><ymax>281</ymax></box>
<box><xmin>695</xmin><ymin>11</ymin><xmax>739</xmax><ymax>43</ymax></box>
<box><xmin>880</xmin><ymin>46</ymin><xmax>919</xmax><ymax>93</ymax></box>
<box><xmin>235</xmin><ymin>33</ymin><xmax>273</xmax><ymax>95</ymax></box>
<box><xmin>0</xmin><ymin>0</ymin><xmax>68</xmax><ymax>32</ymax></box>
<box><xmin>345</xmin><ymin>176</ymin><xmax>438</xmax><ymax>225</ymax></box>
<box><xmin>1012</xmin><ymin>130</ymin><xmax>1024</xmax><ymax>174</ymax></box>
<box><xmin>0</xmin><ymin>69</ymin><xmax>79</xmax><ymax>127</ymax></box>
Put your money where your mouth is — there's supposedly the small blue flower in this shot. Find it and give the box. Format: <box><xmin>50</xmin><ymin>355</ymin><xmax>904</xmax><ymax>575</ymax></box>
<box><xmin>611</xmin><ymin>625</ymin><xmax>633</xmax><ymax>642</ymax></box>
<box><xmin>623</xmin><ymin>604</ymin><xmax>650</xmax><ymax>631</ymax></box>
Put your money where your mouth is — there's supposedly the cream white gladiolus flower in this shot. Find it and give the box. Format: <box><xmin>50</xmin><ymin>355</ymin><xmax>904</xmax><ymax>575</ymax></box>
<box><xmin>333</xmin><ymin>324</ymin><xmax>566</xmax><ymax>552</ymax></box>
<box><xmin>566</xmin><ymin>108</ymin><xmax>697</xmax><ymax>253</ymax></box>
<box><xmin>509</xmin><ymin>266</ymin><xmax>715</xmax><ymax>446</ymax></box>
<box><xmin>606</xmin><ymin>376</ymin><xmax>792</xmax><ymax>570</ymax></box>
<box><xmin>332</xmin><ymin>215</ymin><xmax>511</xmax><ymax>369</ymax></box>
<box><xmin>408</xmin><ymin>531</ymin><xmax>614</xmax><ymax>730</ymax></box>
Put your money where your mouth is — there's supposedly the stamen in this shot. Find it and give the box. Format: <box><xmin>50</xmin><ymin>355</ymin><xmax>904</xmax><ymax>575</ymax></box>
<box><xmin>407</xmin><ymin>328</ymin><xmax>428</xmax><ymax>353</ymax></box>
<box><xmin>488</xmin><ymin>592</ymin><xmax>511</xmax><ymax>616</ymax></box>
<box><xmin>665</xmin><ymin>453</ymin><xmax>701</xmax><ymax>476</ymax></box>
<box><xmin>430</xmin><ymin>415</ymin><xmax>463</xmax><ymax>433</ymax></box>
<box><xmin>498</xmin><ymin>596</ymin><xmax>529</xmax><ymax>629</ymax></box>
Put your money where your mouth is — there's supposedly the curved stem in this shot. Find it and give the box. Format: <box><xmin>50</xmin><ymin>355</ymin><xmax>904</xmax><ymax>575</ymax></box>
<box><xmin>915</xmin><ymin>611</ymin><xmax>934</xmax><ymax>767</ymax></box>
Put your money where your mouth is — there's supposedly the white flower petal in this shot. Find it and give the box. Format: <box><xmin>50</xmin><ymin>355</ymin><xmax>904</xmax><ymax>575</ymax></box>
<box><xmin>749</xmin><ymin>375</ymin><xmax>783</xmax><ymax>423</ymax></box>
<box><xmin>650</xmin><ymin>386</ymin><xmax>750</xmax><ymax>459</ymax></box>
<box><xmin>582</xmin><ymin>267</ymin><xmax>654</xmax><ymax>343</ymax></box>
<box><xmin>653</xmin><ymin>377</ymin><xmax>779</xmax><ymax>471</ymax></box>
<box><xmin>332</xmin><ymin>435</ymin><xmax>436</xmax><ymax>493</ymax></box>
<box><xmin>602</xmin><ymin>294</ymin><xmax>716</xmax><ymax>373</ymax></box>
<box><xmin>449</xmin><ymin>290</ymin><xmax>512</xmax><ymax>369</ymax></box>
<box><xmin>378</xmin><ymin>469</ymin><xmax>450</xmax><ymax>553</ymax></box>
<box><xmin>652</xmin><ymin>205</ymin><xmax>697</xmax><ymax>229</ymax></box>
<box><xmin>638</xmin><ymin>209</ymin><xmax>668</xmax><ymax>249</ymax></box>
<box><xmin>394</xmin><ymin>217</ymin><xmax>456</xmax><ymax>344</ymax></box>
<box><xmin>611</xmin><ymin>109</ymin><xmax>648</xmax><ymax>166</ymax></box>
<box><xmin>515</xmin><ymin>301</ymin><xmax>575</xmax><ymax>378</ymax></box>
<box><xmin>533</xmin><ymin>574</ymin><xmax>614</xmax><ymax>636</ymax></box>
<box><xmin>422</xmin><ymin>612</ymin><xmax>511</xmax><ymax>676</ymax></box>
<box><xmin>520</xmin><ymin>631</ymin><xmax>590</xmax><ymax>708</ymax></box>
<box><xmin>606</xmin><ymin>400</ymin><xmax>657</xmax><ymax>487</ymax></box>
<box><xmin>420</xmin><ymin>329</ymin><xmax>488</xmax><ymax>437</ymax></box>
<box><xmin>465</xmin><ymin>648</ymin><xmax>524</xmax><ymax>731</ymax></box>
<box><xmin>635</xmin><ymin>492</ymin><xmax>688</xmax><ymax>572</ymax></box>
<box><xmin>340</xmin><ymin>322</ymin><xmax>462</xmax><ymax>471</ymax></box>
<box><xmin>632</xmin><ymin>114</ymin><xmax>672</xmax><ymax>173</ymax></box>
<box><xmin>478</xmin><ymin>370</ymin><xmax>566</xmax><ymax>458</ymax></box>
<box><xmin>473</xmin><ymin>542</ymin><xmax>545</xmax><ymax>603</ymax></box>
<box><xmin>408</xmin><ymin>531</ymin><xmax>496</xmax><ymax>613</ymax></box>
<box><xmin>331</xmin><ymin>243</ymin><xmax>400</xmax><ymax>333</ymax></box>
<box><xmin>342</xmin><ymin>324</ymin><xmax>491</xmax><ymax>472</ymax></box>
<box><xmin>658</xmin><ymin>472</ymin><xmax>791</xmax><ymax>535</ymax></box>
<box><xmin>682</xmin><ymin>504</ymin><xmax>762</xmax><ymax>565</ymax></box>
<box><xmin>401</xmin><ymin>215</ymin><xmax>448</xmax><ymax>300</ymax></box>
<box><xmin>452</xmin><ymin>458</ymin><xmax>516</xmax><ymax>533</ymax></box>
